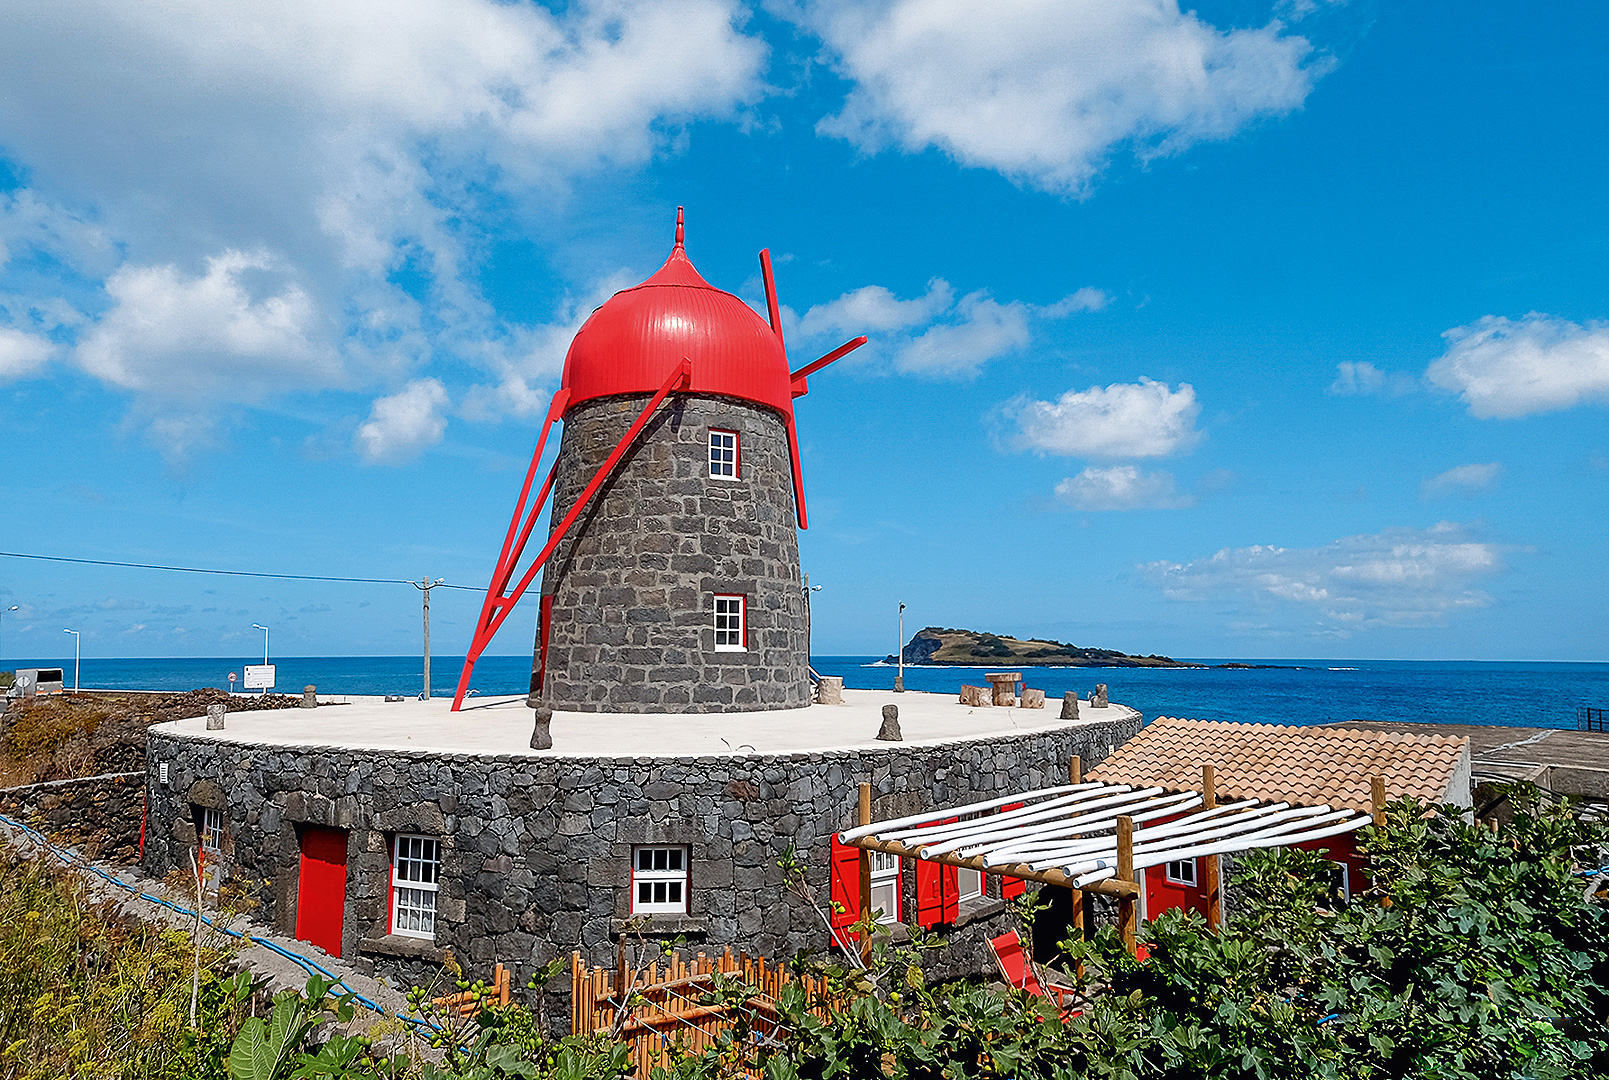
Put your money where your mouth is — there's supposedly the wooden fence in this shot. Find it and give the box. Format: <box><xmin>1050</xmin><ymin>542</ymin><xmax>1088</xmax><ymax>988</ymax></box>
<box><xmin>570</xmin><ymin>949</ymin><xmax>831</xmax><ymax>1075</ymax></box>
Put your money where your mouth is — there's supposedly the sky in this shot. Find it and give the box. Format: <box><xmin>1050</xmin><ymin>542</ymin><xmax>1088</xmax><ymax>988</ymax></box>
<box><xmin>1</xmin><ymin>0</ymin><xmax>1607</xmax><ymax>666</ymax></box>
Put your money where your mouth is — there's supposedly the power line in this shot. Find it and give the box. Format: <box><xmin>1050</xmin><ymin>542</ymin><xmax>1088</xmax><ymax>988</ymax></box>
<box><xmin>0</xmin><ymin>550</ymin><xmax>482</xmax><ymax>591</ymax></box>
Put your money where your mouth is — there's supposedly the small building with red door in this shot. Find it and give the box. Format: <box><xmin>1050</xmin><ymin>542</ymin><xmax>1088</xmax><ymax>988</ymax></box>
<box><xmin>1086</xmin><ymin>717</ymin><xmax>1472</xmax><ymax>920</ymax></box>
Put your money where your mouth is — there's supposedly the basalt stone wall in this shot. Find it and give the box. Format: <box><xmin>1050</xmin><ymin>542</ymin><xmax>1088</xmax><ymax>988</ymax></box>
<box><xmin>536</xmin><ymin>394</ymin><xmax>809</xmax><ymax>713</ymax></box>
<box><xmin>143</xmin><ymin>710</ymin><xmax>1140</xmax><ymax>1008</ymax></box>
<box><xmin>0</xmin><ymin>771</ymin><xmax>144</xmax><ymax>863</ymax></box>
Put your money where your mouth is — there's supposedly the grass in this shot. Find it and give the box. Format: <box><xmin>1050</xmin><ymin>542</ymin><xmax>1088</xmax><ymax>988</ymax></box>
<box><xmin>0</xmin><ymin>850</ymin><xmax>246</xmax><ymax>1080</ymax></box>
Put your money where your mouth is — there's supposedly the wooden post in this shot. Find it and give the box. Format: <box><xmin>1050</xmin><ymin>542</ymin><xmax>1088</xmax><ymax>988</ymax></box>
<box><xmin>1116</xmin><ymin>814</ymin><xmax>1137</xmax><ymax>956</ymax></box>
<box><xmin>1371</xmin><ymin>774</ymin><xmax>1388</xmax><ymax>826</ymax></box>
<box><xmin>1202</xmin><ymin>764</ymin><xmax>1222</xmax><ymax>931</ymax></box>
<box><xmin>1069</xmin><ymin>755</ymin><xmax>1083</xmax><ymax>784</ymax></box>
<box><xmin>858</xmin><ymin>781</ymin><xmax>873</xmax><ymax>964</ymax></box>
<box><xmin>1069</xmin><ymin>755</ymin><xmax>1087</xmax><ymax>947</ymax></box>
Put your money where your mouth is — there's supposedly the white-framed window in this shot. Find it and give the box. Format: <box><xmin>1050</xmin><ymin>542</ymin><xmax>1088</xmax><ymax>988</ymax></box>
<box><xmin>713</xmin><ymin>594</ymin><xmax>746</xmax><ymax>651</ymax></box>
<box><xmin>632</xmin><ymin>846</ymin><xmax>689</xmax><ymax>914</ymax></box>
<box><xmin>391</xmin><ymin>834</ymin><xmax>440</xmax><ymax>939</ymax></box>
<box><xmin>1328</xmin><ymin>860</ymin><xmax>1350</xmax><ymax>901</ymax></box>
<box><xmin>199</xmin><ymin>806</ymin><xmax>224</xmax><ymax>858</ymax></box>
<box><xmin>1164</xmin><ymin>858</ymin><xmax>1197</xmax><ymax>886</ymax></box>
<box><xmin>957</xmin><ymin>866</ymin><xmax>984</xmax><ymax>903</ymax></box>
<box><xmin>869</xmin><ymin>850</ymin><xmax>901</xmax><ymax>924</ymax></box>
<box><xmin>708</xmin><ymin>429</ymin><xmax>739</xmax><ymax>480</ymax></box>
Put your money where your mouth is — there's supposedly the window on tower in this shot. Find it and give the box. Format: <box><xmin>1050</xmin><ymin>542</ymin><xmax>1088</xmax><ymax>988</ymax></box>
<box><xmin>713</xmin><ymin>594</ymin><xmax>746</xmax><ymax>651</ymax></box>
<box><xmin>708</xmin><ymin>429</ymin><xmax>739</xmax><ymax>480</ymax></box>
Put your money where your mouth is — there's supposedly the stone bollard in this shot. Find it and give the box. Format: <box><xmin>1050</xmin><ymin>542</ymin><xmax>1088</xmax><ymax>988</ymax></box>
<box><xmin>530</xmin><ymin>704</ymin><xmax>553</xmax><ymax>750</ymax></box>
<box><xmin>817</xmin><ymin>676</ymin><xmax>844</xmax><ymax>705</ymax></box>
<box><xmin>959</xmin><ymin>685</ymin><xmax>990</xmax><ymax>707</ymax></box>
<box><xmin>1021</xmin><ymin>688</ymin><xmax>1045</xmax><ymax>709</ymax></box>
<box><xmin>300</xmin><ymin>685</ymin><xmax>317</xmax><ymax>709</ymax></box>
<box><xmin>1093</xmin><ymin>684</ymin><xmax>1108</xmax><ymax>708</ymax></box>
<box><xmin>1061</xmin><ymin>691</ymin><xmax>1080</xmax><ymax>720</ymax></box>
<box><xmin>877</xmin><ymin>704</ymin><xmax>902</xmax><ymax>741</ymax></box>
<box><xmin>206</xmin><ymin>703</ymin><xmax>226</xmax><ymax>730</ymax></box>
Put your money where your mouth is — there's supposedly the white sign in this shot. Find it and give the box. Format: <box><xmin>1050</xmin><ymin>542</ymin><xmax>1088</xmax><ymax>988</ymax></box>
<box><xmin>243</xmin><ymin>664</ymin><xmax>276</xmax><ymax>690</ymax></box>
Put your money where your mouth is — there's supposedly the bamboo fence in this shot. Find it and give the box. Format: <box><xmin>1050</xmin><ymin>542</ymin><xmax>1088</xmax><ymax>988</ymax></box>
<box><xmin>571</xmin><ymin>948</ymin><xmax>832</xmax><ymax>1076</ymax></box>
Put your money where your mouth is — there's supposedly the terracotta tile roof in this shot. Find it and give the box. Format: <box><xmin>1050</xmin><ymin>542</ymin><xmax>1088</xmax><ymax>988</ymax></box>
<box><xmin>1086</xmin><ymin>717</ymin><xmax>1470</xmax><ymax>814</ymax></box>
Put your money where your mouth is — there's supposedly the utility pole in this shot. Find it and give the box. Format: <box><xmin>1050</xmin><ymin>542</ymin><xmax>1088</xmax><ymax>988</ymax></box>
<box><xmin>894</xmin><ymin>602</ymin><xmax>905</xmax><ymax>692</ymax></box>
<box><xmin>414</xmin><ymin>577</ymin><xmax>445</xmax><ymax>699</ymax></box>
<box><xmin>63</xmin><ymin>628</ymin><xmax>79</xmax><ymax>693</ymax></box>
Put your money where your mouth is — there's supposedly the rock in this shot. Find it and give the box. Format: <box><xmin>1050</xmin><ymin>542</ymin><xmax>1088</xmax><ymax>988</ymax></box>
<box><xmin>1061</xmin><ymin>692</ymin><xmax>1080</xmax><ymax>720</ymax></box>
<box><xmin>816</xmin><ymin>677</ymin><xmax>844</xmax><ymax>705</ymax></box>
<box><xmin>530</xmin><ymin>705</ymin><xmax>553</xmax><ymax>751</ymax></box>
<box><xmin>206</xmin><ymin>704</ymin><xmax>226</xmax><ymax>730</ymax></box>
<box><xmin>1093</xmin><ymin>684</ymin><xmax>1108</xmax><ymax>708</ymax></box>
<box><xmin>1020</xmin><ymin>688</ymin><xmax>1045</xmax><ymax>710</ymax></box>
<box><xmin>959</xmin><ymin>685</ymin><xmax>990</xmax><ymax>707</ymax></box>
<box><xmin>876</xmin><ymin>704</ymin><xmax>902</xmax><ymax>741</ymax></box>
<box><xmin>301</xmin><ymin>685</ymin><xmax>317</xmax><ymax>709</ymax></box>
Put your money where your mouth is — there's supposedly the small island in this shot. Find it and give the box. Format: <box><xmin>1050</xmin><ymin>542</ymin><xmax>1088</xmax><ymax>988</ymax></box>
<box><xmin>885</xmin><ymin>627</ymin><xmax>1208</xmax><ymax>668</ymax></box>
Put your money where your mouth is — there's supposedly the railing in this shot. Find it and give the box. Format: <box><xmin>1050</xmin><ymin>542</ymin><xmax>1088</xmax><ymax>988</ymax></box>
<box><xmin>1581</xmin><ymin>707</ymin><xmax>1608</xmax><ymax>732</ymax></box>
<box><xmin>571</xmin><ymin>948</ymin><xmax>830</xmax><ymax>1076</ymax></box>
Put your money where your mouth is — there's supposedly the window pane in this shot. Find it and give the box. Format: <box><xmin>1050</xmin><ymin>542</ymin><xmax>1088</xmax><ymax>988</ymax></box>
<box><xmin>668</xmin><ymin>849</ymin><xmax>682</xmax><ymax>871</ymax></box>
<box><xmin>638</xmin><ymin>882</ymin><xmax>651</xmax><ymax>903</ymax></box>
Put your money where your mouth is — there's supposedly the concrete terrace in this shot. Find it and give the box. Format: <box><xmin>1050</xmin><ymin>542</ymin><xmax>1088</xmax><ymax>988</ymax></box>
<box><xmin>153</xmin><ymin>689</ymin><xmax>1139</xmax><ymax>760</ymax></box>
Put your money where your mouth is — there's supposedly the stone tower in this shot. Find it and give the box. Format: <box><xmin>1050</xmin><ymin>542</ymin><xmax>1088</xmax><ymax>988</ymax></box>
<box><xmin>452</xmin><ymin>210</ymin><xmax>866</xmax><ymax>713</ymax></box>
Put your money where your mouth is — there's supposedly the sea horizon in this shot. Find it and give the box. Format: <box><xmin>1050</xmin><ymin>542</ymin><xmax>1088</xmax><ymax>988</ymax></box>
<box><xmin>8</xmin><ymin>653</ymin><xmax>1606</xmax><ymax>732</ymax></box>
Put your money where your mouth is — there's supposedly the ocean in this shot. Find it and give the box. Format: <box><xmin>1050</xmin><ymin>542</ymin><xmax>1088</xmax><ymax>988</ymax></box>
<box><xmin>7</xmin><ymin>653</ymin><xmax>1607</xmax><ymax>730</ymax></box>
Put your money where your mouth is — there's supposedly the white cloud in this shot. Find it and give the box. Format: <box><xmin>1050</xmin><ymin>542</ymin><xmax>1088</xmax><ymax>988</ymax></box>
<box><xmin>1421</xmin><ymin>462</ymin><xmax>1502</xmax><ymax>497</ymax></box>
<box><xmin>356</xmin><ymin>378</ymin><xmax>451</xmax><ymax>463</ymax></box>
<box><xmin>1427</xmin><ymin>313</ymin><xmax>1609</xmax><ymax>419</ymax></box>
<box><xmin>1009</xmin><ymin>377</ymin><xmax>1200</xmax><ymax>458</ymax></box>
<box><xmin>1055</xmin><ymin>465</ymin><xmax>1193</xmax><ymax>510</ymax></box>
<box><xmin>76</xmin><ymin>250</ymin><xmax>341</xmax><ymax>400</ymax></box>
<box><xmin>0</xmin><ymin>0</ymin><xmax>767</xmax><ymax>440</ymax></box>
<box><xmin>0</xmin><ymin>325</ymin><xmax>54</xmax><ymax>381</ymax></box>
<box><xmin>804</xmin><ymin>0</ymin><xmax>1327</xmax><ymax>194</ymax></box>
<box><xmin>793</xmin><ymin>280</ymin><xmax>1106</xmax><ymax>377</ymax></box>
<box><xmin>1141</xmin><ymin>522</ymin><xmax>1507</xmax><ymax>630</ymax></box>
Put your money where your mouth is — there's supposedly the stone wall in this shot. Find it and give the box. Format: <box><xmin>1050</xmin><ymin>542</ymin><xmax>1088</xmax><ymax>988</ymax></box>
<box><xmin>536</xmin><ymin>394</ymin><xmax>810</xmax><ymax>713</ymax></box>
<box><xmin>144</xmin><ymin>711</ymin><xmax>1140</xmax><ymax>1006</ymax></box>
<box><xmin>0</xmin><ymin>770</ymin><xmax>145</xmax><ymax>863</ymax></box>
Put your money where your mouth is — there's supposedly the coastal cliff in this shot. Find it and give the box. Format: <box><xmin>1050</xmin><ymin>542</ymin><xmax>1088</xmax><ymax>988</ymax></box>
<box><xmin>884</xmin><ymin>627</ymin><xmax>1205</xmax><ymax>668</ymax></box>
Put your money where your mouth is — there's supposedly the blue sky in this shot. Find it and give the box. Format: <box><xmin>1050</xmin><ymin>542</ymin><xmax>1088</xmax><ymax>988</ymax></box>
<box><xmin>2</xmin><ymin>0</ymin><xmax>1607</xmax><ymax>665</ymax></box>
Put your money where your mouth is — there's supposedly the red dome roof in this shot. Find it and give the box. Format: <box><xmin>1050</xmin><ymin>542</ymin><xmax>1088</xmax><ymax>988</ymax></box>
<box><xmin>560</xmin><ymin>213</ymin><xmax>795</xmax><ymax>418</ymax></box>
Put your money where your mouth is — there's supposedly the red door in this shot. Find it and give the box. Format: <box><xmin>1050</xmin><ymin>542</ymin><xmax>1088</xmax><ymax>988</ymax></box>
<box><xmin>296</xmin><ymin>826</ymin><xmax>348</xmax><ymax>958</ymax></box>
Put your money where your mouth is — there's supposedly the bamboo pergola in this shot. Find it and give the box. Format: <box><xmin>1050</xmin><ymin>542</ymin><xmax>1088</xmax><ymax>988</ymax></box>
<box><xmin>838</xmin><ymin>757</ymin><xmax>1381</xmax><ymax>954</ymax></box>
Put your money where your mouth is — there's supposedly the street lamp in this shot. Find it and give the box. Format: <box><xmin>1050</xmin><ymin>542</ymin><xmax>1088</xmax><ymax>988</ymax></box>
<box><xmin>1</xmin><ymin>605</ymin><xmax>16</xmax><ymax>666</ymax></box>
<box><xmin>63</xmin><ymin>628</ymin><xmax>79</xmax><ymax>693</ymax></box>
<box><xmin>252</xmin><ymin>623</ymin><xmax>270</xmax><ymax>665</ymax></box>
<box><xmin>895</xmin><ymin>603</ymin><xmax>906</xmax><ymax>692</ymax></box>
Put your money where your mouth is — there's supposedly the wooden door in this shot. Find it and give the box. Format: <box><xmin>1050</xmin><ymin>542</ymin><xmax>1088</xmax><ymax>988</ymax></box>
<box><xmin>295</xmin><ymin>826</ymin><xmax>348</xmax><ymax>957</ymax></box>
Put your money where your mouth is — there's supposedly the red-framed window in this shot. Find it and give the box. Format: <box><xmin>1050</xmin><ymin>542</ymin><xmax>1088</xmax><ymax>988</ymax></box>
<box><xmin>631</xmin><ymin>845</ymin><xmax>690</xmax><ymax>914</ymax></box>
<box><xmin>713</xmin><ymin>594</ymin><xmax>746</xmax><ymax>651</ymax></box>
<box><xmin>709</xmin><ymin>429</ymin><xmax>739</xmax><ymax>480</ymax></box>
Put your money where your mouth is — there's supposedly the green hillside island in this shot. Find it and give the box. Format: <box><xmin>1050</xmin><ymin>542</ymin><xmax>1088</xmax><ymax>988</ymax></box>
<box><xmin>883</xmin><ymin>628</ymin><xmax>1293</xmax><ymax>669</ymax></box>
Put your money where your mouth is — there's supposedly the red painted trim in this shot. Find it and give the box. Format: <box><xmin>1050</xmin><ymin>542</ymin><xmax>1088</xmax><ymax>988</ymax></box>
<box><xmin>386</xmin><ymin>834</ymin><xmax>396</xmax><ymax>936</ymax></box>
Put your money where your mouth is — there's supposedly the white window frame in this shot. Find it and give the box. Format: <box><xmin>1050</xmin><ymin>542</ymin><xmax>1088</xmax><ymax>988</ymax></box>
<box><xmin>1164</xmin><ymin>858</ymin><xmax>1197</xmax><ymax>886</ymax></box>
<box><xmin>708</xmin><ymin>429</ymin><xmax>739</xmax><ymax>481</ymax></box>
<box><xmin>632</xmin><ymin>845</ymin><xmax>690</xmax><ymax>915</ymax></box>
<box><xmin>956</xmin><ymin>866</ymin><xmax>984</xmax><ymax>903</ymax></box>
<box><xmin>1329</xmin><ymin>860</ymin><xmax>1351</xmax><ymax>901</ymax></box>
<box><xmin>199</xmin><ymin>806</ymin><xmax>224</xmax><ymax>858</ymax></box>
<box><xmin>868</xmin><ymin>850</ymin><xmax>901</xmax><ymax>924</ymax></box>
<box><xmin>391</xmin><ymin>834</ymin><xmax>440</xmax><ymax>940</ymax></box>
<box><xmin>713</xmin><ymin>594</ymin><xmax>746</xmax><ymax>652</ymax></box>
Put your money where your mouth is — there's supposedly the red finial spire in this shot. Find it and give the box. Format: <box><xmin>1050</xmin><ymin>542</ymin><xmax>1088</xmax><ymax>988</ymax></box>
<box><xmin>674</xmin><ymin>206</ymin><xmax>684</xmax><ymax>250</ymax></box>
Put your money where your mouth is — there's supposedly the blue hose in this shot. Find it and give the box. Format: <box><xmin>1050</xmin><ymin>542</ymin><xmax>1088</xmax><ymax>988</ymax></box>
<box><xmin>0</xmin><ymin>810</ymin><xmax>440</xmax><ymax>1031</ymax></box>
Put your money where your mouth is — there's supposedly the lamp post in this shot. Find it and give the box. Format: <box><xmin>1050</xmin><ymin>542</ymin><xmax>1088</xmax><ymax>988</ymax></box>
<box><xmin>894</xmin><ymin>603</ymin><xmax>905</xmax><ymax>692</ymax></box>
<box><xmin>1</xmin><ymin>605</ymin><xmax>16</xmax><ymax>667</ymax></box>
<box><xmin>412</xmin><ymin>577</ymin><xmax>444</xmax><ymax>699</ymax></box>
<box><xmin>252</xmin><ymin>623</ymin><xmax>269</xmax><ymax>696</ymax></box>
<box><xmin>63</xmin><ymin>628</ymin><xmax>79</xmax><ymax>693</ymax></box>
